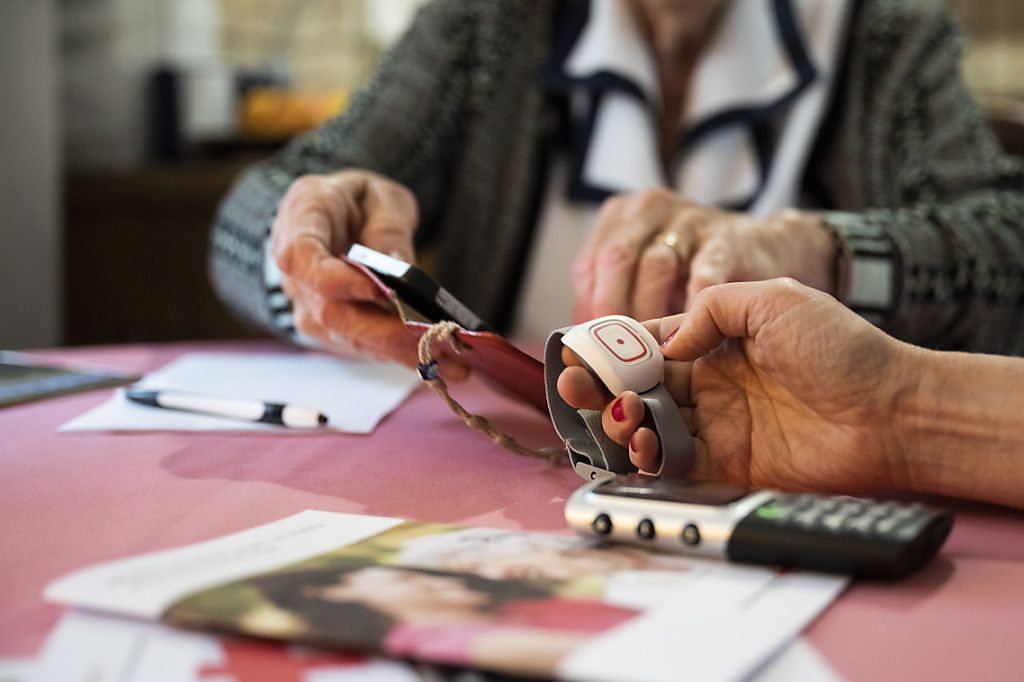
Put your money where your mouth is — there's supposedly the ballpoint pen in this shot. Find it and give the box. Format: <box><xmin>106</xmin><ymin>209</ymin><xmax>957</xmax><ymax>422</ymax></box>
<box><xmin>125</xmin><ymin>388</ymin><xmax>328</xmax><ymax>428</ymax></box>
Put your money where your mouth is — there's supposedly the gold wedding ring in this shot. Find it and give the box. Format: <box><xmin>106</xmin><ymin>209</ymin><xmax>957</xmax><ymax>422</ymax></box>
<box><xmin>657</xmin><ymin>231</ymin><xmax>691</xmax><ymax>261</ymax></box>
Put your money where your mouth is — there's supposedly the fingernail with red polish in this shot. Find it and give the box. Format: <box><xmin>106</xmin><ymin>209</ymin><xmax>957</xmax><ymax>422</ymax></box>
<box><xmin>611</xmin><ymin>397</ymin><xmax>625</xmax><ymax>422</ymax></box>
<box><xmin>660</xmin><ymin>327</ymin><xmax>679</xmax><ymax>348</ymax></box>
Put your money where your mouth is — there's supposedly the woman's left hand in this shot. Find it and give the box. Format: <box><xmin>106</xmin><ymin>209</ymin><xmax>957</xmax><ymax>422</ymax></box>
<box><xmin>572</xmin><ymin>189</ymin><xmax>838</xmax><ymax>322</ymax></box>
<box><xmin>558</xmin><ymin>279</ymin><xmax>915</xmax><ymax>494</ymax></box>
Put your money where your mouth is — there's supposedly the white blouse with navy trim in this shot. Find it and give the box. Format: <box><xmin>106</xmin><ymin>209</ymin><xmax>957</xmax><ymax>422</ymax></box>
<box><xmin>512</xmin><ymin>0</ymin><xmax>852</xmax><ymax>341</ymax></box>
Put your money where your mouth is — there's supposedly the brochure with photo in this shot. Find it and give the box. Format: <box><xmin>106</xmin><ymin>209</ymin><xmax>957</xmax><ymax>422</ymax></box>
<box><xmin>46</xmin><ymin>511</ymin><xmax>847</xmax><ymax>682</ymax></box>
<box><xmin>29</xmin><ymin>611</ymin><xmax>843</xmax><ymax>682</ymax></box>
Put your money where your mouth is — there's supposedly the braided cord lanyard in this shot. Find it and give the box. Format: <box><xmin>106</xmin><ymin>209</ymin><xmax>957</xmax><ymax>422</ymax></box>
<box><xmin>416</xmin><ymin>321</ymin><xmax>566</xmax><ymax>466</ymax></box>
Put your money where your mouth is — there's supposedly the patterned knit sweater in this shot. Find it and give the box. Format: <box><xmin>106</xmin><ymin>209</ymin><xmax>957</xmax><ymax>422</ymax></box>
<box><xmin>209</xmin><ymin>0</ymin><xmax>1024</xmax><ymax>355</ymax></box>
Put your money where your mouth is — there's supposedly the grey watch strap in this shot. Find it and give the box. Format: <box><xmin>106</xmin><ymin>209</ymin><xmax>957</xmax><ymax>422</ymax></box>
<box><xmin>544</xmin><ymin>327</ymin><xmax>695</xmax><ymax>480</ymax></box>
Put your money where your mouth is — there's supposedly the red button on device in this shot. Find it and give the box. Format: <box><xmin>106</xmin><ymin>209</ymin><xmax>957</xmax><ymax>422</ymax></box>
<box><xmin>592</xmin><ymin>321</ymin><xmax>649</xmax><ymax>363</ymax></box>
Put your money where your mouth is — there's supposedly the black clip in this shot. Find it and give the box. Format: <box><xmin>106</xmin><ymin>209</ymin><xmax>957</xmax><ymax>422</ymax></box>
<box><xmin>417</xmin><ymin>360</ymin><xmax>440</xmax><ymax>381</ymax></box>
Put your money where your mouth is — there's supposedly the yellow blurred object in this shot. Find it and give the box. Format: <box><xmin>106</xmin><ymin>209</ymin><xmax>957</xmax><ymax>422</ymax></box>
<box><xmin>239</xmin><ymin>88</ymin><xmax>348</xmax><ymax>139</ymax></box>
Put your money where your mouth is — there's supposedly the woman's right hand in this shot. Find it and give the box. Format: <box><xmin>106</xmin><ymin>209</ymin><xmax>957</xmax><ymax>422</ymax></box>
<box><xmin>271</xmin><ymin>169</ymin><xmax>467</xmax><ymax>378</ymax></box>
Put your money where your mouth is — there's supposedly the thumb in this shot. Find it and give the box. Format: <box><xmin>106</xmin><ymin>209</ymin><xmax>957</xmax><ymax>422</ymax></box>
<box><xmin>357</xmin><ymin>177</ymin><xmax>419</xmax><ymax>263</ymax></box>
<box><xmin>661</xmin><ymin>279</ymin><xmax>808</xmax><ymax>362</ymax></box>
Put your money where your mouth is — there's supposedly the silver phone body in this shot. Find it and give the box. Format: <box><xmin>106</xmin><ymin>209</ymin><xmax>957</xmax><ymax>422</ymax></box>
<box><xmin>565</xmin><ymin>475</ymin><xmax>776</xmax><ymax>559</ymax></box>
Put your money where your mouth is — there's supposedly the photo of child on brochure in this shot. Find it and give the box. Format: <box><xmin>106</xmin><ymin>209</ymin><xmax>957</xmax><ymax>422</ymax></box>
<box><xmin>165</xmin><ymin>523</ymin><xmax>698</xmax><ymax>677</ymax></box>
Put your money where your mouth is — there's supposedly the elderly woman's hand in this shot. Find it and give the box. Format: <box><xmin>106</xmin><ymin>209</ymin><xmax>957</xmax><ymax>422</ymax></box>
<box><xmin>558</xmin><ymin>279</ymin><xmax>920</xmax><ymax>494</ymax></box>
<box><xmin>571</xmin><ymin>189</ymin><xmax>837</xmax><ymax>322</ymax></box>
<box><xmin>271</xmin><ymin>169</ymin><xmax>468</xmax><ymax>377</ymax></box>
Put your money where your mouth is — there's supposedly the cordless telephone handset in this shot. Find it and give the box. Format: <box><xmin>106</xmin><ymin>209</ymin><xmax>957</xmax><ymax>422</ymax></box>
<box><xmin>565</xmin><ymin>474</ymin><xmax>954</xmax><ymax>578</ymax></box>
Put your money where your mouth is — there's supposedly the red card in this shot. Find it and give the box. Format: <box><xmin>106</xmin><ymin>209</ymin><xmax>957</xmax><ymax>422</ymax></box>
<box><xmin>342</xmin><ymin>257</ymin><xmax>547</xmax><ymax>412</ymax></box>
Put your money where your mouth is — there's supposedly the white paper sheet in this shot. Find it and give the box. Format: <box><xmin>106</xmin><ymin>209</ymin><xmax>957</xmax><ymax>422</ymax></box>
<box><xmin>750</xmin><ymin>637</ymin><xmax>844</xmax><ymax>682</ymax></box>
<box><xmin>58</xmin><ymin>352</ymin><xmax>420</xmax><ymax>434</ymax></box>
<box><xmin>27</xmin><ymin>611</ymin><xmax>422</xmax><ymax>682</ymax></box>
<box><xmin>0</xmin><ymin>658</ymin><xmax>36</xmax><ymax>682</ymax></box>
<box><xmin>557</xmin><ymin>570</ymin><xmax>846</xmax><ymax>682</ymax></box>
<box><xmin>45</xmin><ymin>511</ymin><xmax>402</xmax><ymax>620</ymax></box>
<box><xmin>28</xmin><ymin>612</ymin><xmax>842</xmax><ymax>682</ymax></box>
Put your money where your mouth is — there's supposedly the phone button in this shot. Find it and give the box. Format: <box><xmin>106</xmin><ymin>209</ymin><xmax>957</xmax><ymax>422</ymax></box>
<box><xmin>636</xmin><ymin>518</ymin><xmax>656</xmax><ymax>540</ymax></box>
<box><xmin>681</xmin><ymin>523</ymin><xmax>701</xmax><ymax>546</ymax></box>
<box><xmin>592</xmin><ymin>513</ymin><xmax>613</xmax><ymax>535</ymax></box>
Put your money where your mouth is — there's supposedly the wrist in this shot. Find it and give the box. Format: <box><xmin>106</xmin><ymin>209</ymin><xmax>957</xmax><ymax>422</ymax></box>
<box><xmin>890</xmin><ymin>344</ymin><xmax>945</xmax><ymax>496</ymax></box>
<box><xmin>892</xmin><ymin>346</ymin><xmax>1024</xmax><ymax>507</ymax></box>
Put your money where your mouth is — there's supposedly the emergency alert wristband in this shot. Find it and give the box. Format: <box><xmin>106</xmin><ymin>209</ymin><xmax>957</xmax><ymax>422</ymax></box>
<box><xmin>544</xmin><ymin>315</ymin><xmax>696</xmax><ymax>481</ymax></box>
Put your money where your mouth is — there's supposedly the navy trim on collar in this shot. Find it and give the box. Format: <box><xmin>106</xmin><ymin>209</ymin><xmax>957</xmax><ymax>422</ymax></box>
<box><xmin>545</xmin><ymin>0</ymin><xmax>818</xmax><ymax>209</ymax></box>
<box><xmin>546</xmin><ymin>0</ymin><xmax>648</xmax><ymax>104</ymax></box>
<box><xmin>545</xmin><ymin>0</ymin><xmax>655</xmax><ymax>203</ymax></box>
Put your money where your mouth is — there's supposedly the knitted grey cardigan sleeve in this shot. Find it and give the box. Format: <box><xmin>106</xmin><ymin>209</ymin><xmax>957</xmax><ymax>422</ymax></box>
<box><xmin>203</xmin><ymin>0</ymin><xmax>548</xmax><ymax>333</ymax></box>
<box><xmin>817</xmin><ymin>0</ymin><xmax>1024</xmax><ymax>354</ymax></box>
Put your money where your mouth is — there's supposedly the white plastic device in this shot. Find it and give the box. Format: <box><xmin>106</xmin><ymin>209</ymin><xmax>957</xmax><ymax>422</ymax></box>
<box><xmin>561</xmin><ymin>315</ymin><xmax>664</xmax><ymax>396</ymax></box>
<box><xmin>544</xmin><ymin>315</ymin><xmax>694</xmax><ymax>480</ymax></box>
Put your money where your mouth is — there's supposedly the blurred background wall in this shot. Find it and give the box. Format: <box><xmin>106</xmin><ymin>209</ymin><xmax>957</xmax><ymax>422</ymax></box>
<box><xmin>0</xmin><ymin>2</ymin><xmax>62</xmax><ymax>349</ymax></box>
<box><xmin>53</xmin><ymin>0</ymin><xmax>424</xmax><ymax>348</ymax></box>
<box><xmin>0</xmin><ymin>0</ymin><xmax>1021</xmax><ymax>350</ymax></box>
<box><xmin>950</xmin><ymin>0</ymin><xmax>1024</xmax><ymax>101</ymax></box>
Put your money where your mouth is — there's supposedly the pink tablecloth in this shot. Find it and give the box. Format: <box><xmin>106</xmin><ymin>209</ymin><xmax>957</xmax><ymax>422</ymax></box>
<box><xmin>2</xmin><ymin>341</ymin><xmax>1023</xmax><ymax>681</ymax></box>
